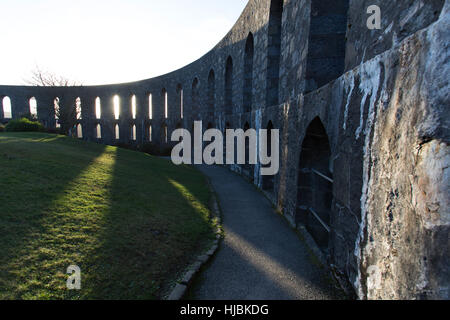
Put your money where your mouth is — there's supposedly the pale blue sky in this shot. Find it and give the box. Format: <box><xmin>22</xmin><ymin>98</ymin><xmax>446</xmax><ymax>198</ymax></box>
<box><xmin>0</xmin><ymin>0</ymin><xmax>248</xmax><ymax>85</ymax></box>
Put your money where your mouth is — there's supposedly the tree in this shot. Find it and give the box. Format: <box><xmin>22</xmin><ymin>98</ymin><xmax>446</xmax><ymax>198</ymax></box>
<box><xmin>25</xmin><ymin>65</ymin><xmax>82</xmax><ymax>135</ymax></box>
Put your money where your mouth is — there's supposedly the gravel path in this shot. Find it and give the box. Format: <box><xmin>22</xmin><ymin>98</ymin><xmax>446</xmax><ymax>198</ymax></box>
<box><xmin>190</xmin><ymin>165</ymin><xmax>343</xmax><ymax>300</ymax></box>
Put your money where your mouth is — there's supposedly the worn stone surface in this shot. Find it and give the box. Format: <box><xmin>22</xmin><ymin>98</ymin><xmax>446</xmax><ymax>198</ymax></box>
<box><xmin>0</xmin><ymin>0</ymin><xmax>448</xmax><ymax>299</ymax></box>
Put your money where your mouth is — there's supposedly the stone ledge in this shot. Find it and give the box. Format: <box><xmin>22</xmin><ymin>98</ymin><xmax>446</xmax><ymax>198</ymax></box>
<box><xmin>167</xmin><ymin>284</ymin><xmax>187</xmax><ymax>301</ymax></box>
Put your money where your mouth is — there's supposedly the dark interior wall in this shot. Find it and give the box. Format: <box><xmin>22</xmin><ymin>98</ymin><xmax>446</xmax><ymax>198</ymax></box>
<box><xmin>305</xmin><ymin>0</ymin><xmax>349</xmax><ymax>93</ymax></box>
<box><xmin>265</xmin><ymin>0</ymin><xmax>284</xmax><ymax>107</ymax></box>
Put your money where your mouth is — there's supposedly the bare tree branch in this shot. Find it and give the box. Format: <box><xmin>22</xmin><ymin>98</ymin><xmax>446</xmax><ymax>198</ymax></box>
<box><xmin>24</xmin><ymin>65</ymin><xmax>83</xmax><ymax>135</ymax></box>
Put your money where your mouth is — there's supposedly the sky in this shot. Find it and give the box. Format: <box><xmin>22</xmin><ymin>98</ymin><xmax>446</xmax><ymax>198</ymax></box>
<box><xmin>0</xmin><ymin>0</ymin><xmax>248</xmax><ymax>86</ymax></box>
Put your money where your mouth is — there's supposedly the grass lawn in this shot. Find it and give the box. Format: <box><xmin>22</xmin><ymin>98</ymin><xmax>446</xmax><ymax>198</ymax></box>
<box><xmin>0</xmin><ymin>132</ymin><xmax>216</xmax><ymax>300</ymax></box>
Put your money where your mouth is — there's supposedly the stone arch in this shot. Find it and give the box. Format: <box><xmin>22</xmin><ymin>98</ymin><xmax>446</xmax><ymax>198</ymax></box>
<box><xmin>296</xmin><ymin>117</ymin><xmax>333</xmax><ymax>252</ymax></box>
<box><xmin>243</xmin><ymin>121</ymin><xmax>252</xmax><ymax>178</ymax></box>
<box><xmin>148</xmin><ymin>93</ymin><xmax>153</xmax><ymax>119</ymax></box>
<box><xmin>161</xmin><ymin>123</ymin><xmax>168</xmax><ymax>144</ymax></box>
<box><xmin>115</xmin><ymin>123</ymin><xmax>120</xmax><ymax>140</ymax></box>
<box><xmin>2</xmin><ymin>96</ymin><xmax>12</xmax><ymax>119</ymax></box>
<box><xmin>161</xmin><ymin>88</ymin><xmax>168</xmax><ymax>119</ymax></box>
<box><xmin>76</xmin><ymin>123</ymin><xmax>83</xmax><ymax>138</ymax></box>
<box><xmin>305</xmin><ymin>0</ymin><xmax>349</xmax><ymax>93</ymax></box>
<box><xmin>75</xmin><ymin>97</ymin><xmax>82</xmax><ymax>120</ymax></box>
<box><xmin>266</xmin><ymin>0</ymin><xmax>284</xmax><ymax>107</ymax></box>
<box><xmin>208</xmin><ymin>69</ymin><xmax>215</xmax><ymax>113</ymax></box>
<box><xmin>95</xmin><ymin>97</ymin><xmax>101</xmax><ymax>119</ymax></box>
<box><xmin>262</xmin><ymin>120</ymin><xmax>275</xmax><ymax>191</ymax></box>
<box><xmin>29</xmin><ymin>97</ymin><xmax>38</xmax><ymax>118</ymax></box>
<box><xmin>113</xmin><ymin>95</ymin><xmax>120</xmax><ymax>120</ymax></box>
<box><xmin>225</xmin><ymin>56</ymin><xmax>233</xmax><ymax>114</ymax></box>
<box><xmin>148</xmin><ymin>124</ymin><xmax>153</xmax><ymax>142</ymax></box>
<box><xmin>243</xmin><ymin>32</ymin><xmax>254</xmax><ymax>113</ymax></box>
<box><xmin>131</xmin><ymin>124</ymin><xmax>137</xmax><ymax>141</ymax></box>
<box><xmin>53</xmin><ymin>97</ymin><xmax>61</xmax><ymax>128</ymax></box>
<box><xmin>96</xmin><ymin>123</ymin><xmax>102</xmax><ymax>139</ymax></box>
<box><xmin>131</xmin><ymin>95</ymin><xmax>137</xmax><ymax>119</ymax></box>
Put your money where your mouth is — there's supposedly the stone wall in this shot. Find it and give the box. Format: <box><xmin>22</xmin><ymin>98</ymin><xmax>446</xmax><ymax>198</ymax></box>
<box><xmin>0</xmin><ymin>0</ymin><xmax>448</xmax><ymax>299</ymax></box>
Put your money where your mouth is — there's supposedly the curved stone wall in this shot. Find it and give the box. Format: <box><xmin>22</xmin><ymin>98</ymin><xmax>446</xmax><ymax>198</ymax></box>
<box><xmin>0</xmin><ymin>0</ymin><xmax>448</xmax><ymax>299</ymax></box>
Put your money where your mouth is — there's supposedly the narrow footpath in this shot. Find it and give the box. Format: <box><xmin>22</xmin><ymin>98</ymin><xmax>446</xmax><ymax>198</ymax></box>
<box><xmin>190</xmin><ymin>165</ymin><xmax>343</xmax><ymax>300</ymax></box>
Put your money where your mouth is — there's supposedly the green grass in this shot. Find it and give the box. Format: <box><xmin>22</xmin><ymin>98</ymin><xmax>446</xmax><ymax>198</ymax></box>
<box><xmin>0</xmin><ymin>132</ymin><xmax>216</xmax><ymax>300</ymax></box>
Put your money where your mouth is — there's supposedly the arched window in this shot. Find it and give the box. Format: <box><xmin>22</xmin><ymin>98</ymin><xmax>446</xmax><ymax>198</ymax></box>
<box><xmin>266</xmin><ymin>0</ymin><xmax>284</xmax><ymax>106</ymax></box>
<box><xmin>208</xmin><ymin>69</ymin><xmax>215</xmax><ymax>112</ymax></box>
<box><xmin>75</xmin><ymin>97</ymin><xmax>82</xmax><ymax>120</ymax></box>
<box><xmin>29</xmin><ymin>97</ymin><xmax>38</xmax><ymax>118</ymax></box>
<box><xmin>162</xmin><ymin>88</ymin><xmax>168</xmax><ymax>119</ymax></box>
<box><xmin>96</xmin><ymin>124</ymin><xmax>102</xmax><ymax>139</ymax></box>
<box><xmin>54</xmin><ymin>97</ymin><xmax>60</xmax><ymax>128</ymax></box>
<box><xmin>77</xmin><ymin>124</ymin><xmax>83</xmax><ymax>138</ymax></box>
<box><xmin>296</xmin><ymin>117</ymin><xmax>333</xmax><ymax>251</ymax></box>
<box><xmin>243</xmin><ymin>122</ymin><xmax>252</xmax><ymax>178</ymax></box>
<box><xmin>113</xmin><ymin>95</ymin><xmax>120</xmax><ymax>120</ymax></box>
<box><xmin>225</xmin><ymin>56</ymin><xmax>233</xmax><ymax>114</ymax></box>
<box><xmin>131</xmin><ymin>124</ymin><xmax>136</xmax><ymax>141</ymax></box>
<box><xmin>2</xmin><ymin>96</ymin><xmax>12</xmax><ymax>119</ymax></box>
<box><xmin>162</xmin><ymin>124</ymin><xmax>168</xmax><ymax>143</ymax></box>
<box><xmin>148</xmin><ymin>94</ymin><xmax>153</xmax><ymax>120</ymax></box>
<box><xmin>115</xmin><ymin>124</ymin><xmax>120</xmax><ymax>140</ymax></box>
<box><xmin>262</xmin><ymin>121</ymin><xmax>275</xmax><ymax>191</ymax></box>
<box><xmin>95</xmin><ymin>97</ymin><xmax>101</xmax><ymax>119</ymax></box>
<box><xmin>131</xmin><ymin>95</ymin><xmax>137</xmax><ymax>119</ymax></box>
<box><xmin>243</xmin><ymin>33</ymin><xmax>254</xmax><ymax>113</ymax></box>
<box><xmin>192</xmin><ymin>78</ymin><xmax>199</xmax><ymax>114</ymax></box>
<box><xmin>305</xmin><ymin>0</ymin><xmax>349</xmax><ymax>92</ymax></box>
<box><xmin>149</xmin><ymin>125</ymin><xmax>152</xmax><ymax>142</ymax></box>
<box><xmin>177</xmin><ymin>84</ymin><xmax>183</xmax><ymax>119</ymax></box>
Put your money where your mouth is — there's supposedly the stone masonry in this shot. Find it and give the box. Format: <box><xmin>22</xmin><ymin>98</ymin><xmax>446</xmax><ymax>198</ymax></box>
<box><xmin>0</xmin><ymin>0</ymin><xmax>448</xmax><ymax>299</ymax></box>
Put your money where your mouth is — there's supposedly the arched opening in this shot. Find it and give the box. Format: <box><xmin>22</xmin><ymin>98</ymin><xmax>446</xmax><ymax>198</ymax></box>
<box><xmin>29</xmin><ymin>97</ymin><xmax>38</xmax><ymax>118</ymax></box>
<box><xmin>305</xmin><ymin>0</ymin><xmax>349</xmax><ymax>93</ymax></box>
<box><xmin>266</xmin><ymin>0</ymin><xmax>284</xmax><ymax>107</ymax></box>
<box><xmin>243</xmin><ymin>33</ymin><xmax>254</xmax><ymax>113</ymax></box>
<box><xmin>243</xmin><ymin>122</ymin><xmax>252</xmax><ymax>179</ymax></box>
<box><xmin>131</xmin><ymin>124</ymin><xmax>136</xmax><ymax>141</ymax></box>
<box><xmin>162</xmin><ymin>124</ymin><xmax>168</xmax><ymax>143</ymax></box>
<box><xmin>177</xmin><ymin>84</ymin><xmax>183</xmax><ymax>119</ymax></box>
<box><xmin>131</xmin><ymin>95</ymin><xmax>137</xmax><ymax>119</ymax></box>
<box><xmin>225</xmin><ymin>56</ymin><xmax>233</xmax><ymax>114</ymax></box>
<box><xmin>208</xmin><ymin>69</ymin><xmax>215</xmax><ymax>112</ymax></box>
<box><xmin>54</xmin><ymin>97</ymin><xmax>60</xmax><ymax>128</ymax></box>
<box><xmin>162</xmin><ymin>88</ymin><xmax>168</xmax><ymax>119</ymax></box>
<box><xmin>75</xmin><ymin>97</ymin><xmax>82</xmax><ymax>120</ymax></box>
<box><xmin>113</xmin><ymin>95</ymin><xmax>120</xmax><ymax>120</ymax></box>
<box><xmin>262</xmin><ymin>121</ymin><xmax>275</xmax><ymax>191</ymax></box>
<box><xmin>2</xmin><ymin>96</ymin><xmax>12</xmax><ymax>119</ymax></box>
<box><xmin>95</xmin><ymin>97</ymin><xmax>101</xmax><ymax>119</ymax></box>
<box><xmin>115</xmin><ymin>124</ymin><xmax>120</xmax><ymax>140</ymax></box>
<box><xmin>296</xmin><ymin>117</ymin><xmax>333</xmax><ymax>252</ymax></box>
<box><xmin>149</xmin><ymin>125</ymin><xmax>152</xmax><ymax>142</ymax></box>
<box><xmin>192</xmin><ymin>78</ymin><xmax>199</xmax><ymax>115</ymax></box>
<box><xmin>148</xmin><ymin>94</ymin><xmax>153</xmax><ymax>120</ymax></box>
<box><xmin>96</xmin><ymin>124</ymin><xmax>102</xmax><ymax>139</ymax></box>
<box><xmin>77</xmin><ymin>123</ymin><xmax>83</xmax><ymax>138</ymax></box>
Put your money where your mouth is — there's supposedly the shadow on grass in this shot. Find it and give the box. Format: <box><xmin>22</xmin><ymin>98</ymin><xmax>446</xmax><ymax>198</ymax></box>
<box><xmin>0</xmin><ymin>133</ymin><xmax>107</xmax><ymax>299</ymax></box>
<box><xmin>0</xmin><ymin>133</ymin><xmax>215</xmax><ymax>300</ymax></box>
<box><xmin>76</xmin><ymin>148</ymin><xmax>216</xmax><ymax>300</ymax></box>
